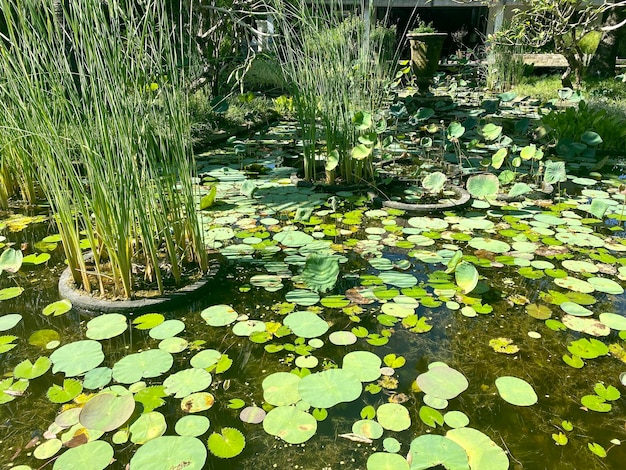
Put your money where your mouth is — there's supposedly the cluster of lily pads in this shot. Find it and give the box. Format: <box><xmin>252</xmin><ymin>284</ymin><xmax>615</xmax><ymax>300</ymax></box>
<box><xmin>3</xmin><ymin>106</ymin><xmax>626</xmax><ymax>467</ymax></box>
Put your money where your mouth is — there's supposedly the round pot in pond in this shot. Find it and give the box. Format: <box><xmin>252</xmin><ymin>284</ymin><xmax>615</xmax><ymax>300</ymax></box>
<box><xmin>58</xmin><ymin>255</ymin><xmax>221</xmax><ymax>314</ymax></box>
<box><xmin>406</xmin><ymin>33</ymin><xmax>447</xmax><ymax>91</ymax></box>
<box><xmin>370</xmin><ymin>184</ymin><xmax>470</xmax><ymax>213</ymax></box>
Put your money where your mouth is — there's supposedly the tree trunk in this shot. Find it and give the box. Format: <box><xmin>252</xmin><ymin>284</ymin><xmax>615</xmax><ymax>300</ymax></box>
<box><xmin>587</xmin><ymin>5</ymin><xmax>626</xmax><ymax>78</ymax></box>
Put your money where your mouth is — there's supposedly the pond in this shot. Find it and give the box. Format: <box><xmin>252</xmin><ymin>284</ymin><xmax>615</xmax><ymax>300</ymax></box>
<box><xmin>2</xmin><ymin>121</ymin><xmax>626</xmax><ymax>470</ymax></box>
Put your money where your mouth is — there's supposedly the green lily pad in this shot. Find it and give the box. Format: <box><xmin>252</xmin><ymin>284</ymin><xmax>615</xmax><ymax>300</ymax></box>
<box><xmin>446</xmin><ymin>427</ymin><xmax>509</xmax><ymax>470</ymax></box>
<box><xmin>239</xmin><ymin>406</ymin><xmax>266</xmax><ymax>424</ymax></box>
<box><xmin>0</xmin><ymin>313</ymin><xmax>22</xmax><ymax>331</ymax></box>
<box><xmin>83</xmin><ymin>367</ymin><xmax>113</xmax><ymax>390</ymax></box>
<box><xmin>301</xmin><ymin>254</ymin><xmax>340</xmax><ymax>293</ymax></box>
<box><xmin>444</xmin><ymin>411</ymin><xmax>470</xmax><ymax>428</ymax></box>
<box><xmin>467</xmin><ymin>174</ymin><xmax>499</xmax><ymax>198</ymax></box>
<box><xmin>298</xmin><ymin>369</ymin><xmax>362</xmax><ymax>408</ymax></box>
<box><xmin>132</xmin><ymin>313</ymin><xmax>165</xmax><ymax>330</ymax></box>
<box><xmin>525</xmin><ymin>304</ymin><xmax>552</xmax><ymax>320</ymax></box>
<box><xmin>0</xmin><ymin>248</ymin><xmax>23</xmax><ymax>274</ymax></box>
<box><xmin>208</xmin><ymin>427</ymin><xmax>246</xmax><ymax>459</ymax></box>
<box><xmin>581</xmin><ymin>395</ymin><xmax>611</xmax><ymax>412</ymax></box>
<box><xmin>560</xmin><ymin>301</ymin><xmax>593</xmax><ymax>317</ymax></box>
<box><xmin>14</xmin><ymin>356</ymin><xmax>51</xmax><ymax>379</ymax></box>
<box><xmin>377</xmin><ymin>403</ymin><xmax>411</xmax><ymax>431</ymax></box>
<box><xmin>495</xmin><ymin>376</ymin><xmax>538</xmax><ymax>406</ymax></box>
<box><xmin>416</xmin><ymin>365</ymin><xmax>469</xmax><ymax>400</ymax></box>
<box><xmin>284</xmin><ymin>311</ymin><xmax>329</xmax><ymax>338</ymax></box>
<box><xmin>342</xmin><ymin>350</ymin><xmax>382</xmax><ymax>382</ymax></box>
<box><xmin>329</xmin><ymin>331</ymin><xmax>357</xmax><ymax>346</ymax></box>
<box><xmin>130</xmin><ymin>411</ymin><xmax>167</xmax><ymax>444</ymax></box>
<box><xmin>274</xmin><ymin>230</ymin><xmax>314</xmax><ymax>247</ymax></box>
<box><xmin>0</xmin><ymin>378</ymin><xmax>29</xmax><ymax>404</ymax></box>
<box><xmin>408</xmin><ymin>434</ymin><xmax>470</xmax><ymax>470</ymax></box>
<box><xmin>112</xmin><ymin>349</ymin><xmax>173</xmax><ymax>383</ymax></box>
<box><xmin>0</xmin><ymin>335</ymin><xmax>18</xmax><ymax>353</ymax></box>
<box><xmin>419</xmin><ymin>405</ymin><xmax>444</xmax><ymax>428</ymax></box>
<box><xmin>28</xmin><ymin>329</ymin><xmax>60</xmax><ymax>348</ymax></box>
<box><xmin>599</xmin><ymin>312</ymin><xmax>626</xmax><ymax>331</ymax></box>
<box><xmin>164</xmin><ymin>368</ymin><xmax>212</xmax><ymax>398</ymax></box>
<box><xmin>42</xmin><ymin>299</ymin><xmax>72</xmax><ymax>316</ymax></box>
<box><xmin>22</xmin><ymin>253</ymin><xmax>51</xmax><ymax>265</ymax></box>
<box><xmin>0</xmin><ymin>286</ymin><xmax>24</xmax><ymax>301</ymax></box>
<box><xmin>285</xmin><ymin>289</ymin><xmax>320</xmax><ymax>306</ymax></box>
<box><xmin>86</xmin><ymin>313</ymin><xmax>128</xmax><ymax>340</ymax></box>
<box><xmin>50</xmin><ymin>340</ymin><xmax>104</xmax><ymax>377</ymax></box>
<box><xmin>263</xmin><ymin>406</ymin><xmax>317</xmax><ymax>444</ymax></box>
<box><xmin>190</xmin><ymin>349</ymin><xmax>222</xmax><ymax>369</ymax></box>
<box><xmin>180</xmin><ymin>392</ymin><xmax>215</xmax><ymax>413</ymax></box>
<box><xmin>263</xmin><ymin>372</ymin><xmax>301</xmax><ymax>406</ymax></box>
<box><xmin>562</xmin><ymin>315</ymin><xmax>610</xmax><ymax>336</ymax></box>
<box><xmin>175</xmin><ymin>415</ymin><xmax>210</xmax><ymax>437</ymax></box>
<box><xmin>79</xmin><ymin>392</ymin><xmax>135</xmax><ymax>432</ymax></box>
<box><xmin>353</xmin><ymin>419</ymin><xmax>384</xmax><ymax>439</ymax></box>
<box><xmin>554</xmin><ymin>276</ymin><xmax>595</xmax><ymax>293</ymax></box>
<box><xmin>201</xmin><ymin>304</ymin><xmax>239</xmax><ymax>327</ymax></box>
<box><xmin>468</xmin><ymin>237</ymin><xmax>510</xmax><ymax>253</ymax></box>
<box><xmin>149</xmin><ymin>319</ymin><xmax>185</xmax><ymax>339</ymax></box>
<box><xmin>455</xmin><ymin>261</ymin><xmax>478</xmax><ymax>294</ymax></box>
<box><xmin>567</xmin><ymin>338</ymin><xmax>609</xmax><ymax>359</ymax></box>
<box><xmin>53</xmin><ymin>441</ymin><xmax>114</xmax><ymax>470</ymax></box>
<box><xmin>232</xmin><ymin>320</ymin><xmax>266</xmax><ymax>337</ymax></box>
<box><xmin>158</xmin><ymin>337</ymin><xmax>188</xmax><ymax>354</ymax></box>
<box><xmin>129</xmin><ymin>436</ymin><xmax>206</xmax><ymax>470</ymax></box>
<box><xmin>33</xmin><ymin>439</ymin><xmax>62</xmax><ymax>459</ymax></box>
<box><xmin>379</xmin><ymin>272</ymin><xmax>418</xmax><ymax>288</ymax></box>
<box><xmin>367</xmin><ymin>453</ymin><xmax>409</xmax><ymax>470</ymax></box>
<box><xmin>47</xmin><ymin>378</ymin><xmax>83</xmax><ymax>403</ymax></box>
<box><xmin>587</xmin><ymin>277</ymin><xmax>624</xmax><ymax>294</ymax></box>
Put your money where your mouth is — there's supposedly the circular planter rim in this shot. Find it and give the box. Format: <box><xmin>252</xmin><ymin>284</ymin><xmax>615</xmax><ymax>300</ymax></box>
<box><xmin>376</xmin><ymin>184</ymin><xmax>471</xmax><ymax>213</ymax></box>
<box><xmin>58</xmin><ymin>258</ymin><xmax>219</xmax><ymax>314</ymax></box>
<box><xmin>406</xmin><ymin>32</ymin><xmax>448</xmax><ymax>39</ymax></box>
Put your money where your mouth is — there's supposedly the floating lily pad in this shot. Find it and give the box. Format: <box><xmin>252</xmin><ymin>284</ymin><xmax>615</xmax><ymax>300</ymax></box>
<box><xmin>495</xmin><ymin>376</ymin><xmax>538</xmax><ymax>406</ymax></box>
<box><xmin>149</xmin><ymin>319</ymin><xmax>185</xmax><ymax>340</ymax></box>
<box><xmin>329</xmin><ymin>331</ymin><xmax>357</xmax><ymax>346</ymax></box>
<box><xmin>455</xmin><ymin>262</ymin><xmax>478</xmax><ymax>294</ymax></box>
<box><xmin>408</xmin><ymin>434</ymin><xmax>470</xmax><ymax>470</ymax></box>
<box><xmin>28</xmin><ymin>329</ymin><xmax>60</xmax><ymax>348</ymax></box>
<box><xmin>554</xmin><ymin>276</ymin><xmax>595</xmax><ymax>293</ymax></box>
<box><xmin>262</xmin><ymin>372</ymin><xmax>301</xmax><ymax>406</ymax></box>
<box><xmin>568</xmin><ymin>338</ymin><xmax>609</xmax><ymax>359</ymax></box>
<box><xmin>301</xmin><ymin>254</ymin><xmax>340</xmax><ymax>293</ymax></box>
<box><xmin>86</xmin><ymin>313</ymin><xmax>128</xmax><ymax>340</ymax></box>
<box><xmin>416</xmin><ymin>365</ymin><xmax>469</xmax><ymax>400</ymax></box>
<box><xmin>274</xmin><ymin>230</ymin><xmax>314</xmax><ymax>247</ymax></box>
<box><xmin>79</xmin><ymin>392</ymin><xmax>135</xmax><ymax>432</ymax></box>
<box><xmin>468</xmin><ymin>237</ymin><xmax>510</xmax><ymax>253</ymax></box>
<box><xmin>201</xmin><ymin>304</ymin><xmax>238</xmax><ymax>327</ymax></box>
<box><xmin>0</xmin><ymin>248</ymin><xmax>23</xmax><ymax>274</ymax></box>
<box><xmin>240</xmin><ymin>406</ymin><xmax>266</xmax><ymax>424</ymax></box>
<box><xmin>526</xmin><ymin>304</ymin><xmax>552</xmax><ymax>320</ymax></box>
<box><xmin>285</xmin><ymin>289</ymin><xmax>320</xmax><ymax>306</ymax></box>
<box><xmin>377</xmin><ymin>403</ymin><xmax>411</xmax><ymax>431</ymax></box>
<box><xmin>0</xmin><ymin>335</ymin><xmax>18</xmax><ymax>353</ymax></box>
<box><xmin>82</xmin><ymin>367</ymin><xmax>113</xmax><ymax>390</ymax></box>
<box><xmin>298</xmin><ymin>369</ymin><xmax>361</xmax><ymax>408</ymax></box>
<box><xmin>446</xmin><ymin>427</ymin><xmax>509</xmax><ymax>470</ymax></box>
<box><xmin>367</xmin><ymin>452</ymin><xmax>409</xmax><ymax>470</ymax></box>
<box><xmin>560</xmin><ymin>301</ymin><xmax>594</xmax><ymax>317</ymax></box>
<box><xmin>53</xmin><ymin>441</ymin><xmax>114</xmax><ymax>470</ymax></box>
<box><xmin>444</xmin><ymin>411</ymin><xmax>470</xmax><ymax>429</ymax></box>
<box><xmin>130</xmin><ymin>411</ymin><xmax>167</xmax><ymax>444</ymax></box>
<box><xmin>164</xmin><ymin>368</ymin><xmax>212</xmax><ymax>398</ymax></box>
<box><xmin>0</xmin><ymin>313</ymin><xmax>22</xmax><ymax>331</ymax></box>
<box><xmin>181</xmin><ymin>392</ymin><xmax>215</xmax><ymax>413</ymax></box>
<box><xmin>379</xmin><ymin>272</ymin><xmax>418</xmax><ymax>288</ymax></box>
<box><xmin>0</xmin><ymin>378</ymin><xmax>29</xmax><ymax>404</ymax></box>
<box><xmin>42</xmin><ymin>299</ymin><xmax>71</xmax><ymax>316</ymax></box>
<box><xmin>587</xmin><ymin>276</ymin><xmax>624</xmax><ymax>294</ymax></box>
<box><xmin>599</xmin><ymin>312</ymin><xmax>626</xmax><ymax>331</ymax></box>
<box><xmin>133</xmin><ymin>313</ymin><xmax>165</xmax><ymax>330</ymax></box>
<box><xmin>50</xmin><ymin>340</ymin><xmax>104</xmax><ymax>377</ymax></box>
<box><xmin>14</xmin><ymin>356</ymin><xmax>51</xmax><ymax>379</ymax></box>
<box><xmin>263</xmin><ymin>406</ymin><xmax>317</xmax><ymax>444</ymax></box>
<box><xmin>562</xmin><ymin>315</ymin><xmax>610</xmax><ymax>336</ymax></box>
<box><xmin>175</xmin><ymin>415</ymin><xmax>210</xmax><ymax>437</ymax></box>
<box><xmin>353</xmin><ymin>419</ymin><xmax>384</xmax><ymax>439</ymax></box>
<box><xmin>129</xmin><ymin>436</ymin><xmax>206</xmax><ymax>470</ymax></box>
<box><xmin>343</xmin><ymin>351</ymin><xmax>382</xmax><ymax>382</ymax></box>
<box><xmin>158</xmin><ymin>337</ymin><xmax>188</xmax><ymax>354</ymax></box>
<box><xmin>112</xmin><ymin>349</ymin><xmax>173</xmax><ymax>383</ymax></box>
<box><xmin>190</xmin><ymin>349</ymin><xmax>222</xmax><ymax>369</ymax></box>
<box><xmin>283</xmin><ymin>311</ymin><xmax>329</xmax><ymax>338</ymax></box>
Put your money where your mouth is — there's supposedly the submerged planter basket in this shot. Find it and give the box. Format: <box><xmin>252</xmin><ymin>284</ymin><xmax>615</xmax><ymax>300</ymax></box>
<box><xmin>59</xmin><ymin>257</ymin><xmax>220</xmax><ymax>314</ymax></box>
<box><xmin>406</xmin><ymin>32</ymin><xmax>447</xmax><ymax>90</ymax></box>
<box><xmin>371</xmin><ymin>185</ymin><xmax>470</xmax><ymax>213</ymax></box>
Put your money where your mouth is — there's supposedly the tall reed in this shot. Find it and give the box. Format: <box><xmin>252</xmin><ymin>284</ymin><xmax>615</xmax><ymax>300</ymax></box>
<box><xmin>270</xmin><ymin>0</ymin><xmax>397</xmax><ymax>184</ymax></box>
<box><xmin>0</xmin><ymin>0</ymin><xmax>207</xmax><ymax>298</ymax></box>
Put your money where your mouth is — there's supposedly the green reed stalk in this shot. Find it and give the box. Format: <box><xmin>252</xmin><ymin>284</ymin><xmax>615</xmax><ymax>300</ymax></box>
<box><xmin>0</xmin><ymin>0</ymin><xmax>206</xmax><ymax>298</ymax></box>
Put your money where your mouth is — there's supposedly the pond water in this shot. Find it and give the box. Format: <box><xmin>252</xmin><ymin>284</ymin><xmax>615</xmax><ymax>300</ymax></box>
<box><xmin>2</xmin><ymin>124</ymin><xmax>626</xmax><ymax>470</ymax></box>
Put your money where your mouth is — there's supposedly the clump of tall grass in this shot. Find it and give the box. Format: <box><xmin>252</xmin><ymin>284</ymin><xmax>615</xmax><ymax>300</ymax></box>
<box><xmin>270</xmin><ymin>0</ymin><xmax>397</xmax><ymax>184</ymax></box>
<box><xmin>0</xmin><ymin>0</ymin><xmax>207</xmax><ymax>298</ymax></box>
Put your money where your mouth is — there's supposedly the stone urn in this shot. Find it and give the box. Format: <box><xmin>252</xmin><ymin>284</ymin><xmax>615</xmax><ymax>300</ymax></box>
<box><xmin>406</xmin><ymin>32</ymin><xmax>447</xmax><ymax>91</ymax></box>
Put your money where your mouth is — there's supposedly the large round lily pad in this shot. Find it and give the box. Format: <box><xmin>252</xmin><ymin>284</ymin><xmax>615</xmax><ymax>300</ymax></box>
<box><xmin>129</xmin><ymin>411</ymin><xmax>167</xmax><ymax>444</ymax></box>
<box><xmin>377</xmin><ymin>403</ymin><xmax>411</xmax><ymax>431</ymax></box>
<box><xmin>164</xmin><ymin>368</ymin><xmax>212</xmax><ymax>398</ymax></box>
<box><xmin>495</xmin><ymin>376</ymin><xmax>538</xmax><ymax>406</ymax></box>
<box><xmin>342</xmin><ymin>351</ymin><xmax>382</xmax><ymax>382</ymax></box>
<box><xmin>367</xmin><ymin>452</ymin><xmax>409</xmax><ymax>470</ymax></box>
<box><xmin>201</xmin><ymin>305</ymin><xmax>238</xmax><ymax>327</ymax></box>
<box><xmin>416</xmin><ymin>365</ymin><xmax>469</xmax><ymax>400</ymax></box>
<box><xmin>50</xmin><ymin>340</ymin><xmax>104</xmax><ymax>377</ymax></box>
<box><xmin>408</xmin><ymin>434</ymin><xmax>469</xmax><ymax>470</ymax></box>
<box><xmin>112</xmin><ymin>349</ymin><xmax>173</xmax><ymax>384</ymax></box>
<box><xmin>79</xmin><ymin>392</ymin><xmax>136</xmax><ymax>432</ymax></box>
<box><xmin>283</xmin><ymin>311</ymin><xmax>329</xmax><ymax>338</ymax></box>
<box><xmin>86</xmin><ymin>313</ymin><xmax>128</xmax><ymax>340</ymax></box>
<box><xmin>175</xmin><ymin>415</ymin><xmax>210</xmax><ymax>437</ymax></box>
<box><xmin>53</xmin><ymin>441</ymin><xmax>114</xmax><ymax>470</ymax></box>
<box><xmin>263</xmin><ymin>372</ymin><xmax>301</xmax><ymax>406</ymax></box>
<box><xmin>129</xmin><ymin>436</ymin><xmax>207</xmax><ymax>470</ymax></box>
<box><xmin>263</xmin><ymin>406</ymin><xmax>317</xmax><ymax>444</ymax></box>
<box><xmin>207</xmin><ymin>427</ymin><xmax>246</xmax><ymax>458</ymax></box>
<box><xmin>298</xmin><ymin>369</ymin><xmax>362</xmax><ymax>408</ymax></box>
<box><xmin>446</xmin><ymin>427</ymin><xmax>509</xmax><ymax>470</ymax></box>
<box><xmin>0</xmin><ymin>313</ymin><xmax>22</xmax><ymax>331</ymax></box>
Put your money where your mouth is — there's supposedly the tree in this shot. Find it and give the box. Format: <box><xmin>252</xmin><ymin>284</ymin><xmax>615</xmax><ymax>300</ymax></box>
<box><xmin>491</xmin><ymin>0</ymin><xmax>622</xmax><ymax>86</ymax></box>
<box><xmin>587</xmin><ymin>2</ymin><xmax>626</xmax><ymax>77</ymax></box>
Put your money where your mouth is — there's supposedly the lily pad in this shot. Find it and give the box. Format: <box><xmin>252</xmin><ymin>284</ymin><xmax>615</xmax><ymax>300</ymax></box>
<box><xmin>112</xmin><ymin>349</ymin><xmax>173</xmax><ymax>383</ymax></box>
<box><xmin>53</xmin><ymin>441</ymin><xmax>114</xmax><ymax>470</ymax></box>
<box><xmin>0</xmin><ymin>313</ymin><xmax>22</xmax><ymax>331</ymax></box>
<box><xmin>149</xmin><ymin>319</ymin><xmax>185</xmax><ymax>340</ymax></box>
<box><xmin>408</xmin><ymin>434</ymin><xmax>470</xmax><ymax>470</ymax></box>
<box><xmin>175</xmin><ymin>415</ymin><xmax>210</xmax><ymax>437</ymax></box>
<box><xmin>180</xmin><ymin>392</ymin><xmax>215</xmax><ymax>413</ymax></box>
<box><xmin>207</xmin><ymin>427</ymin><xmax>246</xmax><ymax>458</ymax></box>
<box><xmin>164</xmin><ymin>368</ymin><xmax>212</xmax><ymax>398</ymax></box>
<box><xmin>129</xmin><ymin>436</ymin><xmax>207</xmax><ymax>470</ymax></box>
<box><xmin>201</xmin><ymin>304</ymin><xmax>238</xmax><ymax>327</ymax></box>
<box><xmin>446</xmin><ymin>427</ymin><xmax>509</xmax><ymax>470</ymax></box>
<box><xmin>133</xmin><ymin>313</ymin><xmax>165</xmax><ymax>330</ymax></box>
<box><xmin>367</xmin><ymin>453</ymin><xmax>409</xmax><ymax>470</ymax></box>
<box><xmin>377</xmin><ymin>403</ymin><xmax>411</xmax><ymax>431</ymax></box>
<box><xmin>50</xmin><ymin>340</ymin><xmax>104</xmax><ymax>377</ymax></box>
<box><xmin>262</xmin><ymin>372</ymin><xmax>301</xmax><ymax>406</ymax></box>
<box><xmin>298</xmin><ymin>369</ymin><xmax>362</xmax><ymax>408</ymax></box>
<box><xmin>14</xmin><ymin>356</ymin><xmax>51</xmax><ymax>379</ymax></box>
<box><xmin>42</xmin><ymin>299</ymin><xmax>72</xmax><ymax>316</ymax></box>
<box><xmin>240</xmin><ymin>406</ymin><xmax>266</xmax><ymax>424</ymax></box>
<box><xmin>79</xmin><ymin>392</ymin><xmax>136</xmax><ymax>432</ymax></box>
<box><xmin>283</xmin><ymin>311</ymin><xmax>329</xmax><ymax>338</ymax></box>
<box><xmin>352</xmin><ymin>419</ymin><xmax>384</xmax><ymax>439</ymax></box>
<box><xmin>495</xmin><ymin>376</ymin><xmax>538</xmax><ymax>406</ymax></box>
<box><xmin>263</xmin><ymin>406</ymin><xmax>317</xmax><ymax>444</ymax></box>
<box><xmin>416</xmin><ymin>365</ymin><xmax>469</xmax><ymax>400</ymax></box>
<box><xmin>342</xmin><ymin>351</ymin><xmax>382</xmax><ymax>382</ymax></box>
<box><xmin>129</xmin><ymin>411</ymin><xmax>167</xmax><ymax>444</ymax></box>
<box><xmin>301</xmin><ymin>254</ymin><xmax>340</xmax><ymax>293</ymax></box>
<box><xmin>285</xmin><ymin>289</ymin><xmax>320</xmax><ymax>306</ymax></box>
<box><xmin>86</xmin><ymin>313</ymin><xmax>128</xmax><ymax>340</ymax></box>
